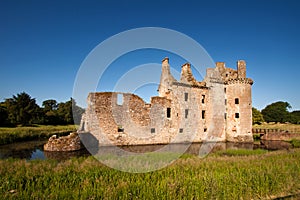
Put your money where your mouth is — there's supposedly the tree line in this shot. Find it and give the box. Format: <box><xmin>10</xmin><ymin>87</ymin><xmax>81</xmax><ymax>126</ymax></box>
<box><xmin>0</xmin><ymin>92</ymin><xmax>299</xmax><ymax>127</ymax></box>
<box><xmin>252</xmin><ymin>101</ymin><xmax>300</xmax><ymax>125</ymax></box>
<box><xmin>0</xmin><ymin>92</ymin><xmax>84</xmax><ymax>127</ymax></box>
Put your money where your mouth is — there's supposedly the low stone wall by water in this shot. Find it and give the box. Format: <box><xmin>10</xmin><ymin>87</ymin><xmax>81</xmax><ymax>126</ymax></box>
<box><xmin>44</xmin><ymin>132</ymin><xmax>84</xmax><ymax>151</ymax></box>
<box><xmin>261</xmin><ymin>132</ymin><xmax>300</xmax><ymax>141</ymax></box>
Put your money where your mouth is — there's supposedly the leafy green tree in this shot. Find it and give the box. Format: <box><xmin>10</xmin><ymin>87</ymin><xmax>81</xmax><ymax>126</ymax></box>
<box><xmin>4</xmin><ymin>92</ymin><xmax>40</xmax><ymax>125</ymax></box>
<box><xmin>252</xmin><ymin>107</ymin><xmax>264</xmax><ymax>124</ymax></box>
<box><xmin>41</xmin><ymin>99</ymin><xmax>60</xmax><ymax>125</ymax></box>
<box><xmin>1</xmin><ymin>93</ymin><xmax>85</xmax><ymax>126</ymax></box>
<box><xmin>42</xmin><ymin>99</ymin><xmax>58</xmax><ymax>112</ymax></box>
<box><xmin>72</xmin><ymin>99</ymin><xmax>85</xmax><ymax>125</ymax></box>
<box><xmin>0</xmin><ymin>102</ymin><xmax>9</xmax><ymax>126</ymax></box>
<box><xmin>56</xmin><ymin>100</ymin><xmax>72</xmax><ymax>124</ymax></box>
<box><xmin>261</xmin><ymin>101</ymin><xmax>291</xmax><ymax>123</ymax></box>
<box><xmin>55</xmin><ymin>98</ymin><xmax>84</xmax><ymax>125</ymax></box>
<box><xmin>290</xmin><ymin>111</ymin><xmax>300</xmax><ymax>124</ymax></box>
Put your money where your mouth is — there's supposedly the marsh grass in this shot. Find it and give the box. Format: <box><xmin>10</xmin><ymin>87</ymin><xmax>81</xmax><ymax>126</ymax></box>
<box><xmin>290</xmin><ymin>139</ymin><xmax>300</xmax><ymax>148</ymax></box>
<box><xmin>0</xmin><ymin>125</ymin><xmax>76</xmax><ymax>145</ymax></box>
<box><xmin>214</xmin><ymin>148</ymin><xmax>268</xmax><ymax>156</ymax></box>
<box><xmin>0</xmin><ymin>149</ymin><xmax>299</xmax><ymax>199</ymax></box>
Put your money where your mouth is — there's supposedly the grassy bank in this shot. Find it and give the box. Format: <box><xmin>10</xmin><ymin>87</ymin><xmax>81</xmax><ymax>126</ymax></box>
<box><xmin>0</xmin><ymin>125</ymin><xmax>76</xmax><ymax>145</ymax></box>
<box><xmin>1</xmin><ymin>149</ymin><xmax>300</xmax><ymax>199</ymax></box>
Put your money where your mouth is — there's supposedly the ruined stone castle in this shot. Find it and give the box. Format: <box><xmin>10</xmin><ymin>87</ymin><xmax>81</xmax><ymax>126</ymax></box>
<box><xmin>80</xmin><ymin>57</ymin><xmax>254</xmax><ymax>146</ymax></box>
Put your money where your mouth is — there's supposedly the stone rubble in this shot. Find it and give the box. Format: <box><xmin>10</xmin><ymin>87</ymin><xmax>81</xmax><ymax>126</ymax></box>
<box><xmin>44</xmin><ymin>132</ymin><xmax>84</xmax><ymax>151</ymax></box>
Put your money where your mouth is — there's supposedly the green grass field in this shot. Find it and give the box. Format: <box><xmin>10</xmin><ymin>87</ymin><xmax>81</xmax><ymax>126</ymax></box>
<box><xmin>0</xmin><ymin>125</ymin><xmax>76</xmax><ymax>145</ymax></box>
<box><xmin>0</xmin><ymin>149</ymin><xmax>299</xmax><ymax>199</ymax></box>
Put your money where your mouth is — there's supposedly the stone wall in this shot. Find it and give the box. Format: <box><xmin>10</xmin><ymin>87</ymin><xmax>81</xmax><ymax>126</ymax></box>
<box><xmin>82</xmin><ymin>92</ymin><xmax>174</xmax><ymax>146</ymax></box>
<box><xmin>261</xmin><ymin>132</ymin><xmax>300</xmax><ymax>141</ymax></box>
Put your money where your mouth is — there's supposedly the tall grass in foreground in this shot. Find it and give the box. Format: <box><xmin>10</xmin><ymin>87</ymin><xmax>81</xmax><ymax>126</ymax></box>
<box><xmin>1</xmin><ymin>149</ymin><xmax>300</xmax><ymax>199</ymax></box>
<box><xmin>214</xmin><ymin>148</ymin><xmax>268</xmax><ymax>156</ymax></box>
<box><xmin>291</xmin><ymin>139</ymin><xmax>300</xmax><ymax>148</ymax></box>
<box><xmin>0</xmin><ymin>125</ymin><xmax>76</xmax><ymax>145</ymax></box>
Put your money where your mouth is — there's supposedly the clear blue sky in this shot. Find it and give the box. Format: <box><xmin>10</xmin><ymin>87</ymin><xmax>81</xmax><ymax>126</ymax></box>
<box><xmin>0</xmin><ymin>0</ymin><xmax>299</xmax><ymax>110</ymax></box>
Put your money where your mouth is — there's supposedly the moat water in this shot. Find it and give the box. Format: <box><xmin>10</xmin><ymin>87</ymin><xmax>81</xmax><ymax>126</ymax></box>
<box><xmin>0</xmin><ymin>139</ymin><xmax>293</xmax><ymax>161</ymax></box>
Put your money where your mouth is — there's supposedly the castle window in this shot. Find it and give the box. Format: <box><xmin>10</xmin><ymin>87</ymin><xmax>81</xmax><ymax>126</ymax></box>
<box><xmin>225</xmin><ymin>99</ymin><xmax>227</xmax><ymax>105</ymax></box>
<box><xmin>185</xmin><ymin>109</ymin><xmax>189</xmax><ymax>118</ymax></box>
<box><xmin>118</xmin><ymin>127</ymin><xmax>124</xmax><ymax>132</ymax></box>
<box><xmin>224</xmin><ymin>113</ymin><xmax>227</xmax><ymax>119</ymax></box>
<box><xmin>184</xmin><ymin>93</ymin><xmax>188</xmax><ymax>101</ymax></box>
<box><xmin>151</xmin><ymin>128</ymin><xmax>155</xmax><ymax>133</ymax></box>
<box><xmin>204</xmin><ymin>128</ymin><xmax>207</xmax><ymax>132</ymax></box>
<box><xmin>235</xmin><ymin>98</ymin><xmax>239</xmax><ymax>104</ymax></box>
<box><xmin>179</xmin><ymin>128</ymin><xmax>183</xmax><ymax>133</ymax></box>
<box><xmin>202</xmin><ymin>110</ymin><xmax>205</xmax><ymax>119</ymax></box>
<box><xmin>167</xmin><ymin>108</ymin><xmax>171</xmax><ymax>118</ymax></box>
<box><xmin>117</xmin><ymin>93</ymin><xmax>123</xmax><ymax>105</ymax></box>
<box><xmin>202</xmin><ymin>95</ymin><xmax>205</xmax><ymax>104</ymax></box>
<box><xmin>235</xmin><ymin>113</ymin><xmax>240</xmax><ymax>118</ymax></box>
<box><xmin>81</xmin><ymin>122</ymin><xmax>85</xmax><ymax>131</ymax></box>
<box><xmin>224</xmin><ymin>88</ymin><xmax>227</xmax><ymax>93</ymax></box>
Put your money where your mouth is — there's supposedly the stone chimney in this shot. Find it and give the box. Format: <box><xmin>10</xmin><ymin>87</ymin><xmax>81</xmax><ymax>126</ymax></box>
<box><xmin>158</xmin><ymin>57</ymin><xmax>175</xmax><ymax>97</ymax></box>
<box><xmin>180</xmin><ymin>63</ymin><xmax>192</xmax><ymax>83</ymax></box>
<box><xmin>180</xmin><ymin>62</ymin><xmax>201</xmax><ymax>85</ymax></box>
<box><xmin>216</xmin><ymin>62</ymin><xmax>225</xmax><ymax>70</ymax></box>
<box><xmin>162</xmin><ymin>57</ymin><xmax>169</xmax><ymax>66</ymax></box>
<box><xmin>237</xmin><ymin>60</ymin><xmax>246</xmax><ymax>78</ymax></box>
<box><xmin>215</xmin><ymin>62</ymin><xmax>226</xmax><ymax>75</ymax></box>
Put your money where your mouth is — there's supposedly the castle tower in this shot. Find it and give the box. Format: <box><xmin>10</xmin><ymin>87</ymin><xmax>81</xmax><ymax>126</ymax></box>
<box><xmin>158</xmin><ymin>57</ymin><xmax>175</xmax><ymax>98</ymax></box>
<box><xmin>225</xmin><ymin>60</ymin><xmax>253</xmax><ymax>142</ymax></box>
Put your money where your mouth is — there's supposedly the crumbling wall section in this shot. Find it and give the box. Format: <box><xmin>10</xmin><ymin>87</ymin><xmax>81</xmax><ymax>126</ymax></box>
<box><xmin>180</xmin><ymin>63</ymin><xmax>206</xmax><ymax>87</ymax></box>
<box><xmin>82</xmin><ymin>92</ymin><xmax>176</xmax><ymax>146</ymax></box>
<box><xmin>128</xmin><ymin>94</ymin><xmax>151</xmax><ymax>127</ymax></box>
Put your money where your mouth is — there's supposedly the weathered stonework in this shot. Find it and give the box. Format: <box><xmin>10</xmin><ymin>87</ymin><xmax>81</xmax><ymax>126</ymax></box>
<box><xmin>80</xmin><ymin>57</ymin><xmax>254</xmax><ymax>145</ymax></box>
<box><xmin>44</xmin><ymin>132</ymin><xmax>84</xmax><ymax>151</ymax></box>
<box><xmin>261</xmin><ymin>132</ymin><xmax>300</xmax><ymax>141</ymax></box>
